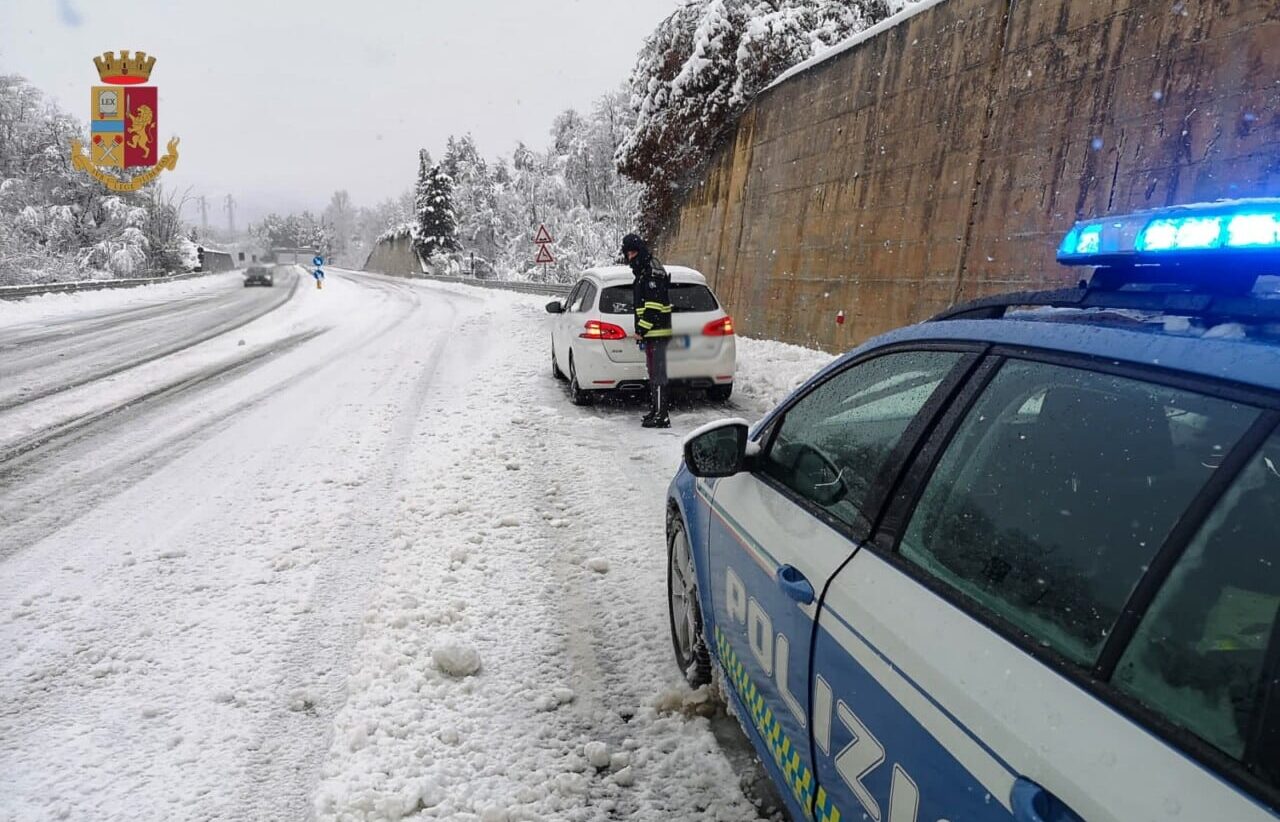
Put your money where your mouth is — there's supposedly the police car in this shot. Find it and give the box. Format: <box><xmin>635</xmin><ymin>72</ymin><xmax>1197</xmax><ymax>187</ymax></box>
<box><xmin>667</xmin><ymin>201</ymin><xmax>1280</xmax><ymax>822</ymax></box>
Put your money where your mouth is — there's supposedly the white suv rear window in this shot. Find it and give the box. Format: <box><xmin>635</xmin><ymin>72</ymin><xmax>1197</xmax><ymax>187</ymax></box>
<box><xmin>599</xmin><ymin>284</ymin><xmax>718</xmax><ymax>314</ymax></box>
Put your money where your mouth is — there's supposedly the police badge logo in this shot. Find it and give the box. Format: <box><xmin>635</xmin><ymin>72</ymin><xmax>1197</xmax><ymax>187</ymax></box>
<box><xmin>69</xmin><ymin>50</ymin><xmax>179</xmax><ymax>192</ymax></box>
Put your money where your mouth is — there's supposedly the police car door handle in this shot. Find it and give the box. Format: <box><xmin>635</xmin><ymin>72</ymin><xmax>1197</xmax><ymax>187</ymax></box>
<box><xmin>776</xmin><ymin>565</ymin><xmax>815</xmax><ymax>605</ymax></box>
<box><xmin>1010</xmin><ymin>777</ymin><xmax>1084</xmax><ymax>822</ymax></box>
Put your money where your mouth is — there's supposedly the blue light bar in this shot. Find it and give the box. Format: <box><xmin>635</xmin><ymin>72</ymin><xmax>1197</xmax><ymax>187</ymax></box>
<box><xmin>1058</xmin><ymin>199</ymin><xmax>1280</xmax><ymax>266</ymax></box>
<box><xmin>1227</xmin><ymin>213</ymin><xmax>1280</xmax><ymax>248</ymax></box>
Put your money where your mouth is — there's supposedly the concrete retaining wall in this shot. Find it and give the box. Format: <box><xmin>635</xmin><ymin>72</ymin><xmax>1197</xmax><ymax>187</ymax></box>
<box><xmin>202</xmin><ymin>250</ymin><xmax>235</xmax><ymax>272</ymax></box>
<box><xmin>363</xmin><ymin>235</ymin><xmax>423</xmax><ymax>277</ymax></box>
<box><xmin>657</xmin><ymin>0</ymin><xmax>1279</xmax><ymax>351</ymax></box>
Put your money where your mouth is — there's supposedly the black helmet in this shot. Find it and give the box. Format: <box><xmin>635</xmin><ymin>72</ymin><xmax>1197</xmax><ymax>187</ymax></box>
<box><xmin>620</xmin><ymin>234</ymin><xmax>647</xmax><ymax>256</ymax></box>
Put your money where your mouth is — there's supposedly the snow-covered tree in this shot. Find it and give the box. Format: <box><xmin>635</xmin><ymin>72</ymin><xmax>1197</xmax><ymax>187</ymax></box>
<box><xmin>415</xmin><ymin>158</ymin><xmax>459</xmax><ymax>260</ymax></box>
<box><xmin>618</xmin><ymin>0</ymin><xmax>890</xmax><ymax>235</ymax></box>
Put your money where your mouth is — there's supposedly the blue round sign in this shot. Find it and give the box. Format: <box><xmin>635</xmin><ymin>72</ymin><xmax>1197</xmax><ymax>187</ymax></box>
<box><xmin>313</xmin><ymin>255</ymin><xmax>325</xmax><ymax>267</ymax></box>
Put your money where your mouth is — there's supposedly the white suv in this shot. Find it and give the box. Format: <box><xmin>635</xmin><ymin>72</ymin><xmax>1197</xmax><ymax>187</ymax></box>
<box><xmin>546</xmin><ymin>265</ymin><xmax>736</xmax><ymax>406</ymax></box>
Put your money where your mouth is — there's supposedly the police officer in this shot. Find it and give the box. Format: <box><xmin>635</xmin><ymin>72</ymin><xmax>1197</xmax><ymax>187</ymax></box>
<box><xmin>621</xmin><ymin>234</ymin><xmax>673</xmax><ymax>428</ymax></box>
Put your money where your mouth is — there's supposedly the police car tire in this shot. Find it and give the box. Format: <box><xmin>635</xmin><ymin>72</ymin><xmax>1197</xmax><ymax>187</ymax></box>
<box><xmin>667</xmin><ymin>514</ymin><xmax>712</xmax><ymax>687</ymax></box>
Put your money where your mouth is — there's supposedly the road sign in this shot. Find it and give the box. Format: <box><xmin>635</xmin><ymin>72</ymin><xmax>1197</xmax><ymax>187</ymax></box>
<box><xmin>313</xmin><ymin>255</ymin><xmax>324</xmax><ymax>267</ymax></box>
<box><xmin>534</xmin><ymin>244</ymin><xmax>555</xmax><ymax>264</ymax></box>
<box><xmin>533</xmin><ymin>224</ymin><xmax>554</xmax><ymax>245</ymax></box>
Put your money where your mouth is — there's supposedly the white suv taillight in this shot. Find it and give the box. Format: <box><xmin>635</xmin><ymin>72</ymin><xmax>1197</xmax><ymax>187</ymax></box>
<box><xmin>702</xmin><ymin>316</ymin><xmax>735</xmax><ymax>336</ymax></box>
<box><xmin>581</xmin><ymin>320</ymin><xmax>628</xmax><ymax>340</ymax></box>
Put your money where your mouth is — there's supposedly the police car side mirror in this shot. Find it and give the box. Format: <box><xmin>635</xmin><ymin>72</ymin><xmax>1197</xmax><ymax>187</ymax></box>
<box><xmin>545</xmin><ymin>300</ymin><xmax>565</xmax><ymax>314</ymax></box>
<box><xmin>684</xmin><ymin>419</ymin><xmax>756</xmax><ymax>478</ymax></box>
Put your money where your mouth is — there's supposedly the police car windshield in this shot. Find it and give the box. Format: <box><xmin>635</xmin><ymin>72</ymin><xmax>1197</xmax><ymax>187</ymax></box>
<box><xmin>600</xmin><ymin>284</ymin><xmax>719</xmax><ymax>314</ymax></box>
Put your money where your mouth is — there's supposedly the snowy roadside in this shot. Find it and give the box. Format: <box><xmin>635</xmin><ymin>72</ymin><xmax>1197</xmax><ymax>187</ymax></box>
<box><xmin>311</xmin><ymin>278</ymin><xmax>833</xmax><ymax>821</ymax></box>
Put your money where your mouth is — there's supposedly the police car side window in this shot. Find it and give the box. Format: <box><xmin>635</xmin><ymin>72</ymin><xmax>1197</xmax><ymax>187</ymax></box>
<box><xmin>1113</xmin><ymin>430</ymin><xmax>1280</xmax><ymax>779</ymax></box>
<box><xmin>897</xmin><ymin>359</ymin><xmax>1259</xmax><ymax>667</ymax></box>
<box><xmin>760</xmin><ymin>351</ymin><xmax>963</xmax><ymax>529</ymax></box>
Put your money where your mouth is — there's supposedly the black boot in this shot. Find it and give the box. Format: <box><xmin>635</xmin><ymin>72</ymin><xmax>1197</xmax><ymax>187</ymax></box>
<box><xmin>641</xmin><ymin>383</ymin><xmax>658</xmax><ymax>425</ymax></box>
<box><xmin>642</xmin><ymin>384</ymin><xmax>671</xmax><ymax>429</ymax></box>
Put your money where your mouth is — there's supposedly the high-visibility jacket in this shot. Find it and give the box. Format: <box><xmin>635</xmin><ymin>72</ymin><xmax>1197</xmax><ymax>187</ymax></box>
<box><xmin>632</xmin><ymin>256</ymin><xmax>673</xmax><ymax>340</ymax></box>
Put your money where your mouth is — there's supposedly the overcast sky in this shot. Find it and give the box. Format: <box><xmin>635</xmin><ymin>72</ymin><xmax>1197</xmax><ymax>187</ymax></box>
<box><xmin>1</xmin><ymin>0</ymin><xmax>676</xmax><ymax>223</ymax></box>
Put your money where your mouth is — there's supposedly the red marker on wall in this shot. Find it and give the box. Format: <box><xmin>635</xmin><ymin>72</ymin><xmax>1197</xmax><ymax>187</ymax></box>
<box><xmin>836</xmin><ymin>310</ymin><xmax>846</xmax><ymax>326</ymax></box>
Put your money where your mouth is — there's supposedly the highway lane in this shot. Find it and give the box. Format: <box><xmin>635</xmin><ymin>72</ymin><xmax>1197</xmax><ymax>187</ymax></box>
<box><xmin>0</xmin><ymin>268</ymin><xmax>299</xmax><ymax>412</ymax></box>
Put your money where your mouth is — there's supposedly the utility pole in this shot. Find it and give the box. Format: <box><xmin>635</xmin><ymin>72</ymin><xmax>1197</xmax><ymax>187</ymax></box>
<box><xmin>223</xmin><ymin>194</ymin><xmax>236</xmax><ymax>236</ymax></box>
<box><xmin>197</xmin><ymin>195</ymin><xmax>209</xmax><ymax>232</ymax></box>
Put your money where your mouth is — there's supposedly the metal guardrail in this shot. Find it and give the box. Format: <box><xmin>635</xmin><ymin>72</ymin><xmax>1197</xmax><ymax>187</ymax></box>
<box><xmin>0</xmin><ymin>269</ymin><xmax>212</xmax><ymax>301</ymax></box>
<box><xmin>414</xmin><ymin>273</ymin><xmax>571</xmax><ymax>297</ymax></box>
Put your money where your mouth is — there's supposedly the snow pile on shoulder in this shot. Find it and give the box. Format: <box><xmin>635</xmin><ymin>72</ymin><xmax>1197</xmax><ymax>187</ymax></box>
<box><xmin>734</xmin><ymin>336</ymin><xmax>837</xmax><ymax>412</ymax></box>
<box><xmin>766</xmin><ymin>0</ymin><xmax>946</xmax><ymax>91</ymax></box>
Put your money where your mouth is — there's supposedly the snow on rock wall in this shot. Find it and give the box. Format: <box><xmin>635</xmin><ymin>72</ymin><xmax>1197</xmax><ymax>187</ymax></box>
<box><xmin>363</xmin><ymin>235</ymin><xmax>423</xmax><ymax>278</ymax></box>
<box><xmin>656</xmin><ymin>0</ymin><xmax>1280</xmax><ymax>351</ymax></box>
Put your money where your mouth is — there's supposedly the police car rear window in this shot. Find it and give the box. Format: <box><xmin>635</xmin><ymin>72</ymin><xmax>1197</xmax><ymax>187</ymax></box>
<box><xmin>600</xmin><ymin>284</ymin><xmax>719</xmax><ymax>314</ymax></box>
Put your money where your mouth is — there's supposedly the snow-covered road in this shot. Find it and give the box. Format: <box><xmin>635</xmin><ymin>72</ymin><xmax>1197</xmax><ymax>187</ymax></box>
<box><xmin>0</xmin><ymin>270</ymin><xmax>831</xmax><ymax>821</ymax></box>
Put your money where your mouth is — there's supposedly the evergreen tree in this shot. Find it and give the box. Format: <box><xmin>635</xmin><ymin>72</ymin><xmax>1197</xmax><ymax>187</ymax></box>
<box><xmin>412</xmin><ymin>149</ymin><xmax>433</xmax><ymax>259</ymax></box>
<box><xmin>416</xmin><ymin>160</ymin><xmax>459</xmax><ymax>260</ymax></box>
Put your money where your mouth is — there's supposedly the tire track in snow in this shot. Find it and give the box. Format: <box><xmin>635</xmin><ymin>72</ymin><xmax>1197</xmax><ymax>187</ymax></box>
<box><xmin>0</xmin><ymin>269</ymin><xmax>301</xmax><ymax>413</ymax></box>
<box><xmin>236</xmin><ymin>274</ymin><xmax>466</xmax><ymax>819</ymax></box>
<box><xmin>0</xmin><ymin>326</ymin><xmax>322</xmax><ymax>471</ymax></box>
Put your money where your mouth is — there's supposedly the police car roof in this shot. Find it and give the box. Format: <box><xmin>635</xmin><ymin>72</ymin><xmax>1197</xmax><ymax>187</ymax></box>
<box><xmin>855</xmin><ymin>313</ymin><xmax>1280</xmax><ymax>395</ymax></box>
<box><xmin>586</xmin><ymin>265</ymin><xmax>708</xmax><ymax>286</ymax></box>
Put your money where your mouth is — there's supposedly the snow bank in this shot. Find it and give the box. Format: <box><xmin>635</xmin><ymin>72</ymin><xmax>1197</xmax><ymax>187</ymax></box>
<box><xmin>733</xmin><ymin>336</ymin><xmax>837</xmax><ymax>412</ymax></box>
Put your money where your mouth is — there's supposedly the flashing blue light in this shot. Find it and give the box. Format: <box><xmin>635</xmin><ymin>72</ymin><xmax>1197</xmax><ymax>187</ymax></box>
<box><xmin>1136</xmin><ymin>216</ymin><xmax>1224</xmax><ymax>251</ymax></box>
<box><xmin>1058</xmin><ymin>199</ymin><xmax>1280</xmax><ymax>266</ymax></box>
<box><xmin>1058</xmin><ymin>226</ymin><xmax>1082</xmax><ymax>257</ymax></box>
<box><xmin>1076</xmin><ymin>224</ymin><xmax>1103</xmax><ymax>255</ymax></box>
<box><xmin>1226</xmin><ymin>213</ymin><xmax>1280</xmax><ymax>248</ymax></box>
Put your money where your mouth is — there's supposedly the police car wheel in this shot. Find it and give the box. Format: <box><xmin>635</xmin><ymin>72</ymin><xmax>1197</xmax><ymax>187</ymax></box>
<box><xmin>668</xmin><ymin>513</ymin><xmax>711</xmax><ymax>686</ymax></box>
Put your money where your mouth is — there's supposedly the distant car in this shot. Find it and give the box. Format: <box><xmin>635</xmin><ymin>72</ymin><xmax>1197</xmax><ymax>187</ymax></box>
<box><xmin>545</xmin><ymin>265</ymin><xmax>736</xmax><ymax>405</ymax></box>
<box><xmin>668</xmin><ymin>200</ymin><xmax>1280</xmax><ymax>822</ymax></box>
<box><xmin>243</xmin><ymin>266</ymin><xmax>274</xmax><ymax>287</ymax></box>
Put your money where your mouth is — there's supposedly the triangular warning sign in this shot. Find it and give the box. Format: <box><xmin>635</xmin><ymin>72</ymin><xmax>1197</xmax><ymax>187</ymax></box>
<box><xmin>535</xmin><ymin>244</ymin><xmax>555</xmax><ymax>264</ymax></box>
<box><xmin>533</xmin><ymin>224</ymin><xmax>554</xmax><ymax>245</ymax></box>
